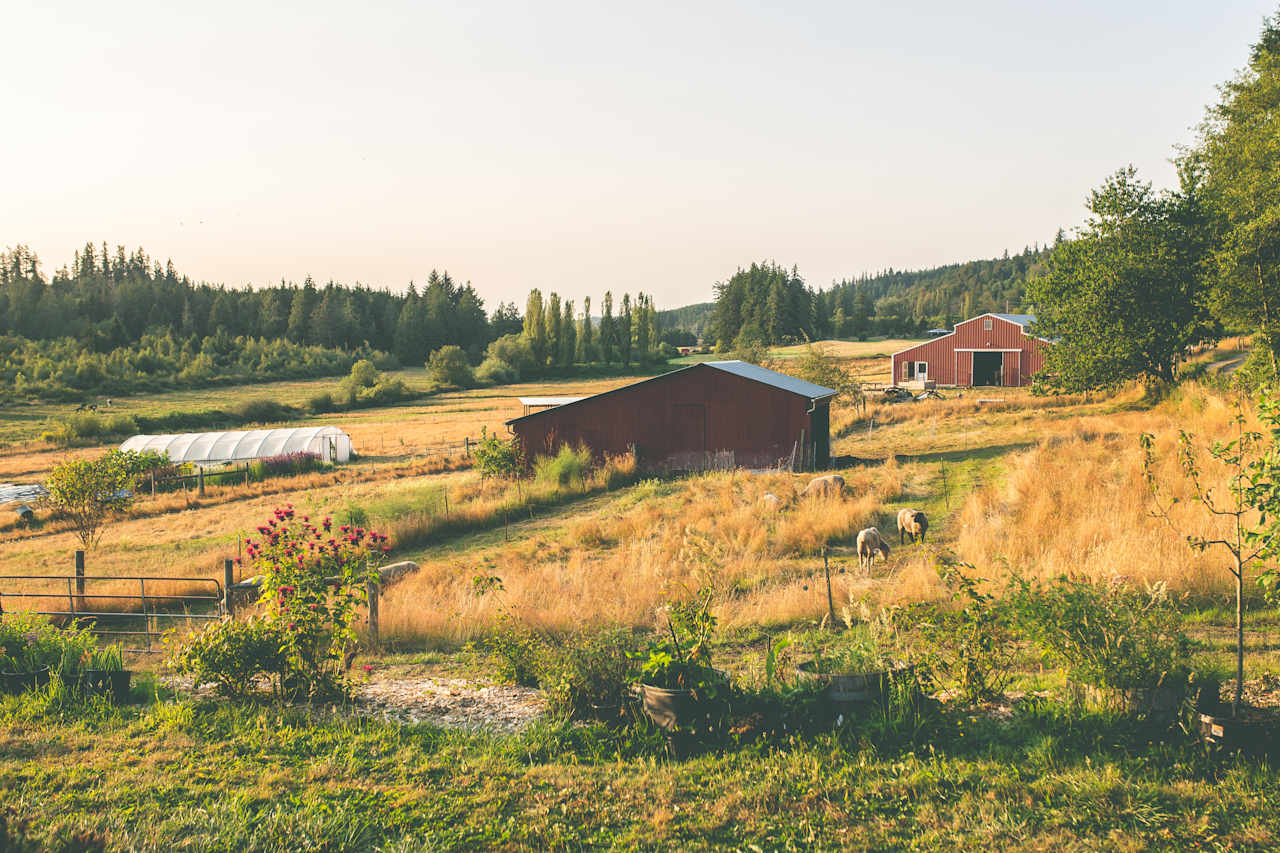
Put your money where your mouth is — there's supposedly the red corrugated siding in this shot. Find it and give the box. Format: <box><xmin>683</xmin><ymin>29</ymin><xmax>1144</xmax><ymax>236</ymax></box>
<box><xmin>509</xmin><ymin>364</ymin><xmax>818</xmax><ymax>469</ymax></box>
<box><xmin>890</xmin><ymin>315</ymin><xmax>1051</xmax><ymax>387</ymax></box>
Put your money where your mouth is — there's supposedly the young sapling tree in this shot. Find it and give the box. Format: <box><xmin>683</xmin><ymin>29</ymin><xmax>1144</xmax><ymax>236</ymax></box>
<box><xmin>1141</xmin><ymin>398</ymin><xmax>1280</xmax><ymax>714</ymax></box>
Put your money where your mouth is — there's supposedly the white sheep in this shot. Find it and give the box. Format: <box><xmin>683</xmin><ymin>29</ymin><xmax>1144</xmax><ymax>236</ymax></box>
<box><xmin>897</xmin><ymin>508</ymin><xmax>928</xmax><ymax>545</ymax></box>
<box><xmin>856</xmin><ymin>527</ymin><xmax>891</xmax><ymax>571</ymax></box>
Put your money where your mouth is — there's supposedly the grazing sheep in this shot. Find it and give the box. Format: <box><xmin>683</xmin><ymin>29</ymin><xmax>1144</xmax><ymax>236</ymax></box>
<box><xmin>856</xmin><ymin>527</ymin><xmax>891</xmax><ymax>571</ymax></box>
<box><xmin>897</xmin><ymin>508</ymin><xmax>928</xmax><ymax>545</ymax></box>
<box><xmin>759</xmin><ymin>492</ymin><xmax>781</xmax><ymax>511</ymax></box>
<box><xmin>800</xmin><ymin>474</ymin><xmax>845</xmax><ymax>499</ymax></box>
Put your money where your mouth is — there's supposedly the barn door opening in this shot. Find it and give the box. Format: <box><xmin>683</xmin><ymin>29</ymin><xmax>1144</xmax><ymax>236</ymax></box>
<box><xmin>810</xmin><ymin>403</ymin><xmax>830</xmax><ymax>470</ymax></box>
<box><xmin>972</xmin><ymin>351</ymin><xmax>1003</xmax><ymax>386</ymax></box>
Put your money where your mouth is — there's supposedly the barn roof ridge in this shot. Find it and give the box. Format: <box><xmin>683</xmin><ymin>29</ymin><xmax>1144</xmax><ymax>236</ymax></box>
<box><xmin>504</xmin><ymin>360</ymin><xmax>836</xmax><ymax>426</ymax></box>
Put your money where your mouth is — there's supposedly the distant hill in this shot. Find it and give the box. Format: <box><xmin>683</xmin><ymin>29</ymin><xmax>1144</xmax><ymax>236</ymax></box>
<box><xmin>659</xmin><ymin>246</ymin><xmax>1052</xmax><ymax>341</ymax></box>
<box><xmin>825</xmin><ymin>245</ymin><xmax>1051</xmax><ymax>324</ymax></box>
<box><xmin>657</xmin><ymin>301</ymin><xmax>715</xmax><ymax>337</ymax></box>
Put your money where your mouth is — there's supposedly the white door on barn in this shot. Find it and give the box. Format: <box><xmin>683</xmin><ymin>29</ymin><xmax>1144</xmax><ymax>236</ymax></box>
<box><xmin>915</xmin><ymin>361</ymin><xmax>928</xmax><ymax>381</ymax></box>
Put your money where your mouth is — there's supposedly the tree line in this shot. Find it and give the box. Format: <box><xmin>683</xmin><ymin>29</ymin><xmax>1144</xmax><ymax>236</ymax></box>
<box><xmin>0</xmin><ymin>242</ymin><xmax>678</xmax><ymax>400</ymax></box>
<box><xmin>1029</xmin><ymin>12</ymin><xmax>1280</xmax><ymax>392</ymax></box>
<box><xmin>703</xmin><ymin>251</ymin><xmax>1049</xmax><ymax>350</ymax></box>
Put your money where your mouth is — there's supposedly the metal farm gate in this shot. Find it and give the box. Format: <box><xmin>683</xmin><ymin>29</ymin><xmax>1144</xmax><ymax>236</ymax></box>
<box><xmin>0</xmin><ymin>552</ymin><xmax>231</xmax><ymax>652</ymax></box>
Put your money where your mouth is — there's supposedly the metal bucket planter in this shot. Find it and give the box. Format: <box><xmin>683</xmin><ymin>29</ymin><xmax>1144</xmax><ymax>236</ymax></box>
<box><xmin>1</xmin><ymin>666</ymin><xmax>51</xmax><ymax>694</ymax></box>
<box><xmin>797</xmin><ymin>661</ymin><xmax>915</xmax><ymax>711</ymax></box>
<box><xmin>636</xmin><ymin>684</ymin><xmax>700</xmax><ymax>732</ymax></box>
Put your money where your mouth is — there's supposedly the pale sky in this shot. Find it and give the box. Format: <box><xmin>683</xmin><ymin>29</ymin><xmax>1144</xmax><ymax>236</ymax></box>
<box><xmin>2</xmin><ymin>1</ymin><xmax>1273</xmax><ymax>309</ymax></box>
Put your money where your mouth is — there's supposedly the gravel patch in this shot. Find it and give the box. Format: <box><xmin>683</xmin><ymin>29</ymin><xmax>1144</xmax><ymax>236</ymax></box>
<box><xmin>353</xmin><ymin>676</ymin><xmax>545</xmax><ymax>733</ymax></box>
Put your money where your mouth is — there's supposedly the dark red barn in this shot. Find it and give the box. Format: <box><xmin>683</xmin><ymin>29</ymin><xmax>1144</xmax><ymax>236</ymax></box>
<box><xmin>891</xmin><ymin>313</ymin><xmax>1051</xmax><ymax>387</ymax></box>
<box><xmin>505</xmin><ymin>360</ymin><xmax>838</xmax><ymax>471</ymax></box>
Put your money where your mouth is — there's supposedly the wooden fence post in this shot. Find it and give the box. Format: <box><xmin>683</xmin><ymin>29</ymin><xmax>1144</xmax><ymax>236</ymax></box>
<box><xmin>198</xmin><ymin>466</ymin><xmax>205</xmax><ymax>497</ymax></box>
<box><xmin>150</xmin><ymin>470</ymin><xmax>156</xmax><ymax>497</ymax></box>
<box><xmin>367</xmin><ymin>581</ymin><xmax>380</xmax><ymax>645</ymax></box>
<box><xmin>464</xmin><ymin>436</ymin><xmax>471</xmax><ymax>457</ymax></box>
<box><xmin>223</xmin><ymin>558</ymin><xmax>235</xmax><ymax>617</ymax></box>
<box><xmin>244</xmin><ymin>463</ymin><xmax>250</xmax><ymax>487</ymax></box>
<box><xmin>74</xmin><ymin>550</ymin><xmax>86</xmax><ymax>614</ymax></box>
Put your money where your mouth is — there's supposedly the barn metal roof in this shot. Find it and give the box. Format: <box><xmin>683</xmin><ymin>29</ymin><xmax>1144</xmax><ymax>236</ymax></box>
<box><xmin>504</xmin><ymin>360</ymin><xmax>836</xmax><ymax>425</ymax></box>
<box><xmin>516</xmin><ymin>397</ymin><xmax>586</xmax><ymax>406</ymax></box>
<box><xmin>991</xmin><ymin>313</ymin><xmax>1037</xmax><ymax>327</ymax></box>
<box><xmin>703</xmin><ymin>361</ymin><xmax>837</xmax><ymax>400</ymax></box>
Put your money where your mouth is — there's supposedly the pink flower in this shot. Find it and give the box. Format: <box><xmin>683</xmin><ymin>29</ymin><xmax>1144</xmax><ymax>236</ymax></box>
<box><xmin>362</xmin><ymin>664</ymin><xmax>373</xmax><ymax>673</ymax></box>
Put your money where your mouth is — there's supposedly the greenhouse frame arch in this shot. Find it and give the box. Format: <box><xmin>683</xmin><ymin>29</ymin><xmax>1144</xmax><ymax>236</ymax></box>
<box><xmin>120</xmin><ymin>426</ymin><xmax>353</xmax><ymax>464</ymax></box>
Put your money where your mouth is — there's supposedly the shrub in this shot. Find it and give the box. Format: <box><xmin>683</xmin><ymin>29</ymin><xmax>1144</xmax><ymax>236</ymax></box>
<box><xmin>485</xmin><ymin>334</ymin><xmax>538</xmax><ymax>378</ymax></box>
<box><xmin>541</xmin><ymin>628</ymin><xmax>642</xmax><ymax>720</ymax></box>
<box><xmin>473</xmin><ymin>426</ymin><xmax>523</xmax><ymax>479</ymax></box>
<box><xmin>243</xmin><ymin>506</ymin><xmax>387</xmax><ymax>699</ymax></box>
<box><xmin>901</xmin><ymin>561</ymin><xmax>1018</xmax><ymax>704</ymax></box>
<box><xmin>43</xmin><ymin>450</ymin><xmax>136</xmax><ymax>549</ymax></box>
<box><xmin>533</xmin><ymin>444</ymin><xmax>592</xmax><ymax>487</ymax></box>
<box><xmin>40</xmin><ymin>411</ymin><xmax>139</xmax><ymax>446</ymax></box>
<box><xmin>168</xmin><ymin>616</ymin><xmax>289</xmax><ymax>697</ymax></box>
<box><xmin>306</xmin><ymin>392</ymin><xmax>336</xmax><ymax>414</ymax></box>
<box><xmin>484</xmin><ymin>623</ymin><xmax>546</xmax><ymax>688</ymax></box>
<box><xmin>231</xmin><ymin>398</ymin><xmax>291</xmax><ymax>424</ymax></box>
<box><xmin>0</xmin><ymin>613</ymin><xmax>98</xmax><ymax>680</ymax></box>
<box><xmin>426</xmin><ymin>345</ymin><xmax>476</xmax><ymax>389</ymax></box>
<box><xmin>475</xmin><ymin>356</ymin><xmax>517</xmax><ymax>386</ymax></box>
<box><xmin>1012</xmin><ymin>575</ymin><xmax>1192</xmax><ymax>690</ymax></box>
<box><xmin>338</xmin><ymin>503</ymin><xmax>370</xmax><ymax>528</ymax></box>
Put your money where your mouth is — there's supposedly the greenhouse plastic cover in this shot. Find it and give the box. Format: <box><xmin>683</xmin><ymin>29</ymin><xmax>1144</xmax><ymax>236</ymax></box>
<box><xmin>120</xmin><ymin>426</ymin><xmax>352</xmax><ymax>464</ymax></box>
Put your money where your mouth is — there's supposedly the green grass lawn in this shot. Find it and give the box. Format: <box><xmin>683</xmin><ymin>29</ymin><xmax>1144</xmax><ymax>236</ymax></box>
<box><xmin>2</xmin><ymin>682</ymin><xmax>1277</xmax><ymax>851</ymax></box>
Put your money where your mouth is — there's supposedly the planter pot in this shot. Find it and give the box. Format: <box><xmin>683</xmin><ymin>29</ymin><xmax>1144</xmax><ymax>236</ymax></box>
<box><xmin>1200</xmin><ymin>708</ymin><xmax>1280</xmax><ymax>757</ymax></box>
<box><xmin>76</xmin><ymin>670</ymin><xmax>133</xmax><ymax>701</ymax></box>
<box><xmin>108</xmin><ymin>670</ymin><xmax>132</xmax><ymax>703</ymax></box>
<box><xmin>636</xmin><ymin>684</ymin><xmax>699</xmax><ymax>732</ymax></box>
<box><xmin>1</xmin><ymin>666</ymin><xmax>50</xmax><ymax>694</ymax></box>
<box><xmin>797</xmin><ymin>661</ymin><xmax>916</xmax><ymax>708</ymax></box>
<box><xmin>1074</xmin><ymin>682</ymin><xmax>1188</xmax><ymax>720</ymax></box>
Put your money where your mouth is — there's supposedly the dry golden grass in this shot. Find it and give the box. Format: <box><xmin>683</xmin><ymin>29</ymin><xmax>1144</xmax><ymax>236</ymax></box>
<box><xmin>378</xmin><ymin>463</ymin><xmax>907</xmax><ymax>645</ymax></box>
<box><xmin>955</xmin><ymin>385</ymin><xmax>1254</xmax><ymax>599</ymax></box>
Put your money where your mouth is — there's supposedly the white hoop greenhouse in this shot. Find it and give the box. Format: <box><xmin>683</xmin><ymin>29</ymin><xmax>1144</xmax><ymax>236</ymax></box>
<box><xmin>120</xmin><ymin>426</ymin><xmax>353</xmax><ymax>464</ymax></box>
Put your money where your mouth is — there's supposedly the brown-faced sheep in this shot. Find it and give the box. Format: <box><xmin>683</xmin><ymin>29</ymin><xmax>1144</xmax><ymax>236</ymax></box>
<box><xmin>897</xmin><ymin>508</ymin><xmax>928</xmax><ymax>545</ymax></box>
<box><xmin>856</xmin><ymin>527</ymin><xmax>890</xmax><ymax>571</ymax></box>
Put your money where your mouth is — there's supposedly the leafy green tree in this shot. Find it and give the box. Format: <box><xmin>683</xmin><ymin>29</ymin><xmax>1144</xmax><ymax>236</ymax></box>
<box><xmin>1028</xmin><ymin>167</ymin><xmax>1212</xmax><ymax>391</ymax></box>
<box><xmin>619</xmin><ymin>293</ymin><xmax>633</xmax><ymax>367</ymax></box>
<box><xmin>44</xmin><ymin>450</ymin><xmax>135</xmax><ymax>549</ymax></box>
<box><xmin>1196</xmin><ymin>13</ymin><xmax>1280</xmax><ymax>379</ymax></box>
<box><xmin>599</xmin><ymin>292</ymin><xmax>616</xmax><ymax>364</ymax></box>
<box><xmin>1142</xmin><ymin>397</ymin><xmax>1280</xmax><ymax>714</ymax></box>
<box><xmin>634</xmin><ymin>292</ymin><xmax>651</xmax><ymax>363</ymax></box>
<box><xmin>426</xmin><ymin>345</ymin><xmax>476</xmax><ymax>388</ymax></box>
<box><xmin>577</xmin><ymin>296</ymin><xmax>594</xmax><ymax>363</ymax></box>
<box><xmin>523</xmin><ymin>289</ymin><xmax>547</xmax><ymax>368</ymax></box>
<box><xmin>561</xmin><ymin>299</ymin><xmax>576</xmax><ymax>367</ymax></box>
<box><xmin>473</xmin><ymin>425</ymin><xmax>524</xmax><ymax>479</ymax></box>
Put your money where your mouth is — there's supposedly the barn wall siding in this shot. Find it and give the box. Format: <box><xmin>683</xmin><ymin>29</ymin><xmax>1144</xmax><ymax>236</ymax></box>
<box><xmin>891</xmin><ymin>315</ymin><xmax>1050</xmax><ymax>388</ymax></box>
<box><xmin>510</xmin><ymin>365</ymin><xmax>822</xmax><ymax>470</ymax></box>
